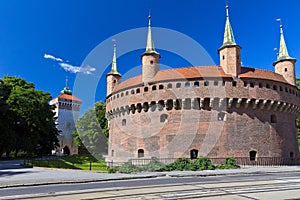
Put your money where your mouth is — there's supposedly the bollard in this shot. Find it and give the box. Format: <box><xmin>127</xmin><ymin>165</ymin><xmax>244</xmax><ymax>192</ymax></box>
<box><xmin>90</xmin><ymin>160</ymin><xmax>92</xmax><ymax>171</ymax></box>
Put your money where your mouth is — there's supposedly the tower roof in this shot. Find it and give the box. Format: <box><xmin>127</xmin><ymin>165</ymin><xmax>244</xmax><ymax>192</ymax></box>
<box><xmin>107</xmin><ymin>41</ymin><xmax>121</xmax><ymax>76</ymax></box>
<box><xmin>219</xmin><ymin>5</ymin><xmax>238</xmax><ymax>49</ymax></box>
<box><xmin>142</xmin><ymin>15</ymin><xmax>160</xmax><ymax>57</ymax></box>
<box><xmin>273</xmin><ymin>23</ymin><xmax>296</xmax><ymax>66</ymax></box>
<box><xmin>60</xmin><ymin>76</ymin><xmax>72</xmax><ymax>95</ymax></box>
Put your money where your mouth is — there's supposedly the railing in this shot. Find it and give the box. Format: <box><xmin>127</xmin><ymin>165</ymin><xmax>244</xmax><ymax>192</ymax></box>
<box><xmin>127</xmin><ymin>157</ymin><xmax>300</xmax><ymax>167</ymax></box>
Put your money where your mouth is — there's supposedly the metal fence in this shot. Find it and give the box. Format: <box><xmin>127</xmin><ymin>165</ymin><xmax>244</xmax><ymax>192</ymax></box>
<box><xmin>120</xmin><ymin>157</ymin><xmax>300</xmax><ymax>167</ymax></box>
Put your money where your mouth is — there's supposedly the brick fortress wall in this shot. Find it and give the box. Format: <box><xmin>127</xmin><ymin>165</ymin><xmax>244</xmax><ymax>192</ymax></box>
<box><xmin>106</xmin><ymin>76</ymin><xmax>300</xmax><ymax>163</ymax></box>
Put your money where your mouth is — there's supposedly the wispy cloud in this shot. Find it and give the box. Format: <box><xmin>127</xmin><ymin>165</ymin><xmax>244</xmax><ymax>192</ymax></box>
<box><xmin>44</xmin><ymin>53</ymin><xmax>96</xmax><ymax>75</ymax></box>
<box><xmin>44</xmin><ymin>54</ymin><xmax>63</xmax><ymax>62</ymax></box>
<box><xmin>59</xmin><ymin>63</ymin><xmax>96</xmax><ymax>75</ymax></box>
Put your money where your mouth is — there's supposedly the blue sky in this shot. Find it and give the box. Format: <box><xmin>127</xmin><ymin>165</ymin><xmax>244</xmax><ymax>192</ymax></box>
<box><xmin>0</xmin><ymin>0</ymin><xmax>300</xmax><ymax>114</ymax></box>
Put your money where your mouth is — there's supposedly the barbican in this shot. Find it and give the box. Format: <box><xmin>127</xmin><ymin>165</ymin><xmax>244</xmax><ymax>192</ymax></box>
<box><xmin>105</xmin><ymin>6</ymin><xmax>300</xmax><ymax>164</ymax></box>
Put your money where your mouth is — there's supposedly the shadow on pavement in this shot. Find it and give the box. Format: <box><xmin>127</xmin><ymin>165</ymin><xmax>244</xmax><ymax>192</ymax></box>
<box><xmin>0</xmin><ymin>170</ymin><xmax>34</xmax><ymax>178</ymax></box>
<box><xmin>0</xmin><ymin>160</ymin><xmax>30</xmax><ymax>170</ymax></box>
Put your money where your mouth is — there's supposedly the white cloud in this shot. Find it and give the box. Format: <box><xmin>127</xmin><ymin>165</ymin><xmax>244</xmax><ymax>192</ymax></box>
<box><xmin>44</xmin><ymin>53</ymin><xmax>96</xmax><ymax>75</ymax></box>
<box><xmin>59</xmin><ymin>63</ymin><xmax>96</xmax><ymax>75</ymax></box>
<box><xmin>44</xmin><ymin>54</ymin><xmax>63</xmax><ymax>62</ymax></box>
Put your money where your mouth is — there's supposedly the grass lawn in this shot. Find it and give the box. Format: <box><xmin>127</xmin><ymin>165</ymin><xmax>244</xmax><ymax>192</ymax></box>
<box><xmin>29</xmin><ymin>154</ymin><xmax>108</xmax><ymax>172</ymax></box>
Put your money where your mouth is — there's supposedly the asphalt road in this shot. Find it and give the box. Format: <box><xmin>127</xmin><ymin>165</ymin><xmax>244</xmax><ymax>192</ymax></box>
<box><xmin>1</xmin><ymin>172</ymin><xmax>300</xmax><ymax>199</ymax></box>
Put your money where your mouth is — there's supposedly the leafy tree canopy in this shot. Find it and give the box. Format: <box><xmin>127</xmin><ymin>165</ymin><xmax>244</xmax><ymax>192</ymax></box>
<box><xmin>0</xmin><ymin>76</ymin><xmax>59</xmax><ymax>158</ymax></box>
<box><xmin>73</xmin><ymin>107</ymin><xmax>108</xmax><ymax>159</ymax></box>
<box><xmin>94</xmin><ymin>101</ymin><xmax>109</xmax><ymax>138</ymax></box>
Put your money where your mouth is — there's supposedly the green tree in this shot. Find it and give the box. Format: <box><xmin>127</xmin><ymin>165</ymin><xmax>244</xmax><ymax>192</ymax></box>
<box><xmin>94</xmin><ymin>101</ymin><xmax>109</xmax><ymax>137</ymax></box>
<box><xmin>0</xmin><ymin>76</ymin><xmax>59</xmax><ymax>157</ymax></box>
<box><xmin>73</xmin><ymin>107</ymin><xmax>108</xmax><ymax>157</ymax></box>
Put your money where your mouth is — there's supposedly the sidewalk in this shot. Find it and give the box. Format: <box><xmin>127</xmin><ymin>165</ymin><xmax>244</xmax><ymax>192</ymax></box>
<box><xmin>1</xmin><ymin>162</ymin><xmax>300</xmax><ymax>188</ymax></box>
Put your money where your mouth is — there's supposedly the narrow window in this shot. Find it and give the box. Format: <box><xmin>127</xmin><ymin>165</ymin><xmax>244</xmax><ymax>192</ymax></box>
<box><xmin>273</xmin><ymin>85</ymin><xmax>277</xmax><ymax>91</ymax></box>
<box><xmin>160</xmin><ymin>114</ymin><xmax>168</xmax><ymax>123</ymax></box>
<box><xmin>290</xmin><ymin>152</ymin><xmax>294</xmax><ymax>158</ymax></box>
<box><xmin>185</xmin><ymin>82</ymin><xmax>190</xmax><ymax>88</ymax></box>
<box><xmin>121</xmin><ymin>93</ymin><xmax>124</xmax><ymax>97</ymax></box>
<box><xmin>144</xmin><ymin>87</ymin><xmax>148</xmax><ymax>92</ymax></box>
<box><xmin>111</xmin><ymin>150</ymin><xmax>114</xmax><ymax>157</ymax></box>
<box><xmin>150</xmin><ymin>60</ymin><xmax>154</xmax><ymax>65</ymax></box>
<box><xmin>232</xmin><ymin>81</ymin><xmax>237</xmax><ymax>87</ymax></box>
<box><xmin>266</xmin><ymin>84</ymin><xmax>270</xmax><ymax>89</ymax></box>
<box><xmin>285</xmin><ymin>68</ymin><xmax>287</xmax><ymax>72</ymax></box>
<box><xmin>138</xmin><ymin>149</ymin><xmax>144</xmax><ymax>158</ymax></box>
<box><xmin>126</xmin><ymin>91</ymin><xmax>129</xmax><ymax>96</ymax></box>
<box><xmin>218</xmin><ymin>112</ymin><xmax>226</xmax><ymax>121</ymax></box>
<box><xmin>113</xmin><ymin>80</ymin><xmax>117</xmax><ymax>86</ymax></box>
<box><xmin>190</xmin><ymin>149</ymin><xmax>198</xmax><ymax>159</ymax></box>
<box><xmin>122</xmin><ymin>119</ymin><xmax>126</xmax><ymax>126</ymax></box>
<box><xmin>194</xmin><ymin>81</ymin><xmax>199</xmax><ymax>87</ymax></box>
<box><xmin>259</xmin><ymin>83</ymin><xmax>263</xmax><ymax>88</ymax></box>
<box><xmin>270</xmin><ymin>114</ymin><xmax>277</xmax><ymax>123</ymax></box>
<box><xmin>222</xmin><ymin>81</ymin><xmax>226</xmax><ymax>86</ymax></box>
<box><xmin>279</xmin><ymin>86</ymin><xmax>283</xmax><ymax>91</ymax></box>
<box><xmin>136</xmin><ymin>88</ymin><xmax>140</xmax><ymax>93</ymax></box>
<box><xmin>249</xmin><ymin>150</ymin><xmax>257</xmax><ymax>161</ymax></box>
<box><xmin>214</xmin><ymin>81</ymin><xmax>218</xmax><ymax>86</ymax></box>
<box><xmin>250</xmin><ymin>82</ymin><xmax>254</xmax><ymax>88</ymax></box>
<box><xmin>176</xmin><ymin>83</ymin><xmax>181</xmax><ymax>88</ymax></box>
<box><xmin>159</xmin><ymin>85</ymin><xmax>164</xmax><ymax>90</ymax></box>
<box><xmin>167</xmin><ymin>83</ymin><xmax>172</xmax><ymax>89</ymax></box>
<box><xmin>222</xmin><ymin>55</ymin><xmax>225</xmax><ymax>60</ymax></box>
<box><xmin>244</xmin><ymin>81</ymin><xmax>248</xmax><ymax>87</ymax></box>
<box><xmin>117</xmin><ymin>94</ymin><xmax>119</xmax><ymax>98</ymax></box>
<box><xmin>204</xmin><ymin>81</ymin><xmax>209</xmax><ymax>86</ymax></box>
<box><xmin>131</xmin><ymin>90</ymin><xmax>135</xmax><ymax>94</ymax></box>
<box><xmin>152</xmin><ymin>85</ymin><xmax>157</xmax><ymax>91</ymax></box>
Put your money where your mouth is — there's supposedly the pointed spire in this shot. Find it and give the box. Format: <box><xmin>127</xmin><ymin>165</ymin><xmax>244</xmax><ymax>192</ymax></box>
<box><xmin>108</xmin><ymin>40</ymin><xmax>121</xmax><ymax>76</ymax></box>
<box><xmin>143</xmin><ymin>14</ymin><xmax>160</xmax><ymax>56</ymax></box>
<box><xmin>277</xmin><ymin>24</ymin><xmax>293</xmax><ymax>60</ymax></box>
<box><xmin>222</xmin><ymin>5</ymin><xmax>236</xmax><ymax>47</ymax></box>
<box><xmin>61</xmin><ymin>76</ymin><xmax>72</xmax><ymax>95</ymax></box>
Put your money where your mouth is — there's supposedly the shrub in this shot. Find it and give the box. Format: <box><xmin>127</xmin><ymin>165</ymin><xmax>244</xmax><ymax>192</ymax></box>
<box><xmin>192</xmin><ymin>156</ymin><xmax>215</xmax><ymax>170</ymax></box>
<box><xmin>141</xmin><ymin>157</ymin><xmax>166</xmax><ymax>172</ymax></box>
<box><xmin>108</xmin><ymin>167</ymin><xmax>117</xmax><ymax>173</ymax></box>
<box><xmin>216</xmin><ymin>157</ymin><xmax>239</xmax><ymax>169</ymax></box>
<box><xmin>165</xmin><ymin>158</ymin><xmax>192</xmax><ymax>171</ymax></box>
<box><xmin>118</xmin><ymin>162</ymin><xmax>140</xmax><ymax>173</ymax></box>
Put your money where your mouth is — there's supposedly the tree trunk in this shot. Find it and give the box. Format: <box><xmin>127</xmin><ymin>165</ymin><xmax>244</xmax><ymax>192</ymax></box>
<box><xmin>5</xmin><ymin>150</ymin><xmax>10</xmax><ymax>158</ymax></box>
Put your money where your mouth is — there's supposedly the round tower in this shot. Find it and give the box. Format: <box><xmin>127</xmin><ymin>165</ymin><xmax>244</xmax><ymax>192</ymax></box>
<box><xmin>273</xmin><ymin>24</ymin><xmax>296</xmax><ymax>86</ymax></box>
<box><xmin>218</xmin><ymin>5</ymin><xmax>241</xmax><ymax>77</ymax></box>
<box><xmin>142</xmin><ymin>15</ymin><xmax>160</xmax><ymax>85</ymax></box>
<box><xmin>106</xmin><ymin>42</ymin><xmax>121</xmax><ymax>96</ymax></box>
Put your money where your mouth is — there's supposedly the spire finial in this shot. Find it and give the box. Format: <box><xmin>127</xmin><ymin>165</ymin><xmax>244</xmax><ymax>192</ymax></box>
<box><xmin>148</xmin><ymin>9</ymin><xmax>151</xmax><ymax>26</ymax></box>
<box><xmin>61</xmin><ymin>76</ymin><xmax>72</xmax><ymax>95</ymax></box>
<box><xmin>65</xmin><ymin>76</ymin><xmax>68</xmax><ymax>88</ymax></box>
<box><xmin>108</xmin><ymin>39</ymin><xmax>121</xmax><ymax>76</ymax></box>
<box><xmin>226</xmin><ymin>0</ymin><xmax>229</xmax><ymax>17</ymax></box>
<box><xmin>221</xmin><ymin>3</ymin><xmax>236</xmax><ymax>47</ymax></box>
